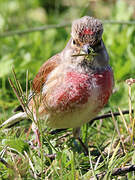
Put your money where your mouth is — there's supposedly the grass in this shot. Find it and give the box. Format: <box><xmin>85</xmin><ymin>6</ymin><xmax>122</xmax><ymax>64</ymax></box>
<box><xmin>0</xmin><ymin>0</ymin><xmax>135</xmax><ymax>179</ymax></box>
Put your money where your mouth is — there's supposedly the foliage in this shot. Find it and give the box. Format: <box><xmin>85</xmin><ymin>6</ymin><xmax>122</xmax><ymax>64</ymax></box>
<box><xmin>0</xmin><ymin>0</ymin><xmax>135</xmax><ymax>179</ymax></box>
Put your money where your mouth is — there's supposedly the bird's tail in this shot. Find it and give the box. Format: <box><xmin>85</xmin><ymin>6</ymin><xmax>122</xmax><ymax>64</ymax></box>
<box><xmin>0</xmin><ymin>112</ymin><xmax>28</xmax><ymax>128</ymax></box>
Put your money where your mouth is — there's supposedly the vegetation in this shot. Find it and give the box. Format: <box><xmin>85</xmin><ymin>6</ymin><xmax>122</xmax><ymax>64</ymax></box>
<box><xmin>0</xmin><ymin>0</ymin><xmax>135</xmax><ymax>179</ymax></box>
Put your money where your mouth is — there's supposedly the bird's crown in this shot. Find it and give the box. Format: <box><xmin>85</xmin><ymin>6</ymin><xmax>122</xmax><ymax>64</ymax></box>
<box><xmin>71</xmin><ymin>16</ymin><xmax>103</xmax><ymax>46</ymax></box>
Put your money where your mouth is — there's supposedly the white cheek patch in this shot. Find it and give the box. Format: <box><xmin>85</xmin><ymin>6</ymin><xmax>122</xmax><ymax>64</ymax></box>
<box><xmin>64</xmin><ymin>49</ymin><xmax>74</xmax><ymax>61</ymax></box>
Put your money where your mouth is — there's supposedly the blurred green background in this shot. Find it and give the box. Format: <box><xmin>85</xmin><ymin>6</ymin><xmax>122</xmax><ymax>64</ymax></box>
<box><xmin>0</xmin><ymin>0</ymin><xmax>135</xmax><ymax>120</ymax></box>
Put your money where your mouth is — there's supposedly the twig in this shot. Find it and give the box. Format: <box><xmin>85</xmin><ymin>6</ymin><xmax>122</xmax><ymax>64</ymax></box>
<box><xmin>103</xmin><ymin>20</ymin><xmax>135</xmax><ymax>25</ymax></box>
<box><xmin>0</xmin><ymin>20</ymin><xmax>135</xmax><ymax>38</ymax></box>
<box><xmin>111</xmin><ymin>165</ymin><xmax>135</xmax><ymax>176</ymax></box>
<box><xmin>0</xmin><ymin>158</ymin><xmax>13</xmax><ymax>169</ymax></box>
<box><xmin>0</xmin><ymin>22</ymin><xmax>71</xmax><ymax>38</ymax></box>
<box><xmin>90</xmin><ymin>165</ymin><xmax>135</xmax><ymax>179</ymax></box>
<box><xmin>89</xmin><ymin>109</ymin><xmax>134</xmax><ymax>125</ymax></box>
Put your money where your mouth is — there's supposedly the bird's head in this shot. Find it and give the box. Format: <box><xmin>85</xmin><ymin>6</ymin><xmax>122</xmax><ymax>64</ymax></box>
<box><xmin>62</xmin><ymin>16</ymin><xmax>105</xmax><ymax>66</ymax></box>
<box><xmin>70</xmin><ymin>16</ymin><xmax>103</xmax><ymax>58</ymax></box>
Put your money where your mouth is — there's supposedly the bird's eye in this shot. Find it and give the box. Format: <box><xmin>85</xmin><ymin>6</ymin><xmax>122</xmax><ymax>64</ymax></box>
<box><xmin>73</xmin><ymin>40</ymin><xmax>76</xmax><ymax>45</ymax></box>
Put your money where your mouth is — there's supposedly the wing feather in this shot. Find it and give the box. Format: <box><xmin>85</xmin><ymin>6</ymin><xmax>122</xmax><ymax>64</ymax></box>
<box><xmin>14</xmin><ymin>54</ymin><xmax>61</xmax><ymax>112</ymax></box>
<box><xmin>32</xmin><ymin>54</ymin><xmax>61</xmax><ymax>93</ymax></box>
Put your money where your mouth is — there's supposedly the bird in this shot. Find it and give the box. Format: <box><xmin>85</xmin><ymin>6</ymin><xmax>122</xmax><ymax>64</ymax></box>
<box><xmin>0</xmin><ymin>16</ymin><xmax>114</xmax><ymax>153</ymax></box>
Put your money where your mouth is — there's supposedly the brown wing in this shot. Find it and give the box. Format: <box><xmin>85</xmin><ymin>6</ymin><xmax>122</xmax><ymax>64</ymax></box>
<box><xmin>32</xmin><ymin>53</ymin><xmax>61</xmax><ymax>93</ymax></box>
<box><xmin>14</xmin><ymin>54</ymin><xmax>61</xmax><ymax>113</ymax></box>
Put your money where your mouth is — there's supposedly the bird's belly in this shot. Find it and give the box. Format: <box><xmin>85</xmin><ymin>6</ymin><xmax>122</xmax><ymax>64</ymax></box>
<box><xmin>43</xmin><ymin>99</ymin><xmax>104</xmax><ymax>128</ymax></box>
<box><xmin>40</xmin><ymin>68</ymin><xmax>114</xmax><ymax>128</ymax></box>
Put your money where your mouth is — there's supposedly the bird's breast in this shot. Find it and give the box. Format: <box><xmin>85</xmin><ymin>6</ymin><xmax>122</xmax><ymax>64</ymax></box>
<box><xmin>43</xmin><ymin>67</ymin><xmax>114</xmax><ymax>113</ymax></box>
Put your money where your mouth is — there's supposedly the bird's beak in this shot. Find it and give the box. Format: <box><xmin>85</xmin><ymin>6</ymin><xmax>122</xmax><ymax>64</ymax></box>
<box><xmin>82</xmin><ymin>44</ymin><xmax>92</xmax><ymax>54</ymax></box>
<box><xmin>72</xmin><ymin>44</ymin><xmax>96</xmax><ymax>58</ymax></box>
